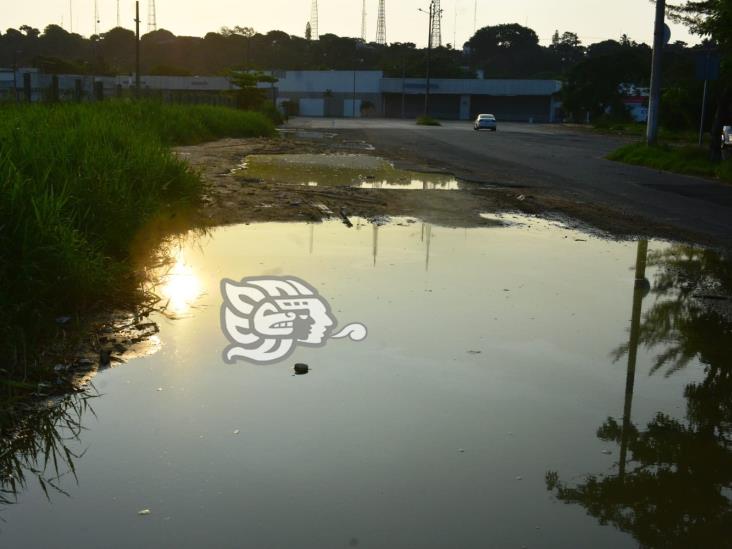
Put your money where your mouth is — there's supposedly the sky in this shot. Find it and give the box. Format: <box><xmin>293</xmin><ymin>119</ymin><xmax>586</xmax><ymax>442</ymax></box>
<box><xmin>5</xmin><ymin>0</ymin><xmax>697</xmax><ymax>47</ymax></box>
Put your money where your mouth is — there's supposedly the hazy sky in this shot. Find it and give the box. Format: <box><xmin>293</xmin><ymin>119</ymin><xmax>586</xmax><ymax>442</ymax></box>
<box><xmin>7</xmin><ymin>1</ymin><xmax>697</xmax><ymax>47</ymax></box>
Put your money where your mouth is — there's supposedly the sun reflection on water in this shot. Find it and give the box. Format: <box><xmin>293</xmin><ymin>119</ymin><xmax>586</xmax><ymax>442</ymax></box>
<box><xmin>160</xmin><ymin>249</ymin><xmax>202</xmax><ymax>316</ymax></box>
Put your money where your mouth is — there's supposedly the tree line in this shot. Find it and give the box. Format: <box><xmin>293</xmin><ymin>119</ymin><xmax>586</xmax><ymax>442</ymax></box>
<box><xmin>0</xmin><ymin>5</ymin><xmax>729</xmax><ymax>135</ymax></box>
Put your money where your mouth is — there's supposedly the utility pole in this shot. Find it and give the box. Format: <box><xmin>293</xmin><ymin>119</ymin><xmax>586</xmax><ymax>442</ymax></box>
<box><xmin>646</xmin><ymin>0</ymin><xmax>666</xmax><ymax>145</ymax></box>
<box><xmin>419</xmin><ymin>1</ymin><xmax>439</xmax><ymax>116</ymax></box>
<box><xmin>117</xmin><ymin>0</ymin><xmax>120</xmax><ymax>28</ymax></box>
<box><xmin>69</xmin><ymin>0</ymin><xmax>73</xmax><ymax>33</ymax></box>
<box><xmin>135</xmin><ymin>1</ymin><xmax>141</xmax><ymax>97</ymax></box>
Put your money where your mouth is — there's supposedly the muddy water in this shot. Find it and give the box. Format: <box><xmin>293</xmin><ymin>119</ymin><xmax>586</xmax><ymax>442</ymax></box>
<box><xmin>2</xmin><ymin>216</ymin><xmax>731</xmax><ymax>548</ymax></box>
<box><xmin>242</xmin><ymin>153</ymin><xmax>465</xmax><ymax>190</ymax></box>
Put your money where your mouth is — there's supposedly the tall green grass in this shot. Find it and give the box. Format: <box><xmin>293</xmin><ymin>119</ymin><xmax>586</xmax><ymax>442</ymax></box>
<box><xmin>0</xmin><ymin>101</ymin><xmax>274</xmax><ymax>377</ymax></box>
<box><xmin>608</xmin><ymin>142</ymin><xmax>732</xmax><ymax>183</ymax></box>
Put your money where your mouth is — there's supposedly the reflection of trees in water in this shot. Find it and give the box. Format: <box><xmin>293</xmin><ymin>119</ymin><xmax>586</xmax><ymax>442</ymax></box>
<box><xmin>547</xmin><ymin>244</ymin><xmax>732</xmax><ymax>548</ymax></box>
<box><xmin>0</xmin><ymin>391</ymin><xmax>94</xmax><ymax>507</ymax></box>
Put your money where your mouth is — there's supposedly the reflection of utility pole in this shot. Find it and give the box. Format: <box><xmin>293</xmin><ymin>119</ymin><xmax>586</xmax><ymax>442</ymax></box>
<box><xmin>424</xmin><ymin>223</ymin><xmax>433</xmax><ymax>272</ymax></box>
<box><xmin>619</xmin><ymin>240</ymin><xmax>649</xmax><ymax>479</ymax></box>
<box><xmin>309</xmin><ymin>224</ymin><xmax>315</xmax><ymax>255</ymax></box>
<box><xmin>372</xmin><ymin>224</ymin><xmax>379</xmax><ymax>267</ymax></box>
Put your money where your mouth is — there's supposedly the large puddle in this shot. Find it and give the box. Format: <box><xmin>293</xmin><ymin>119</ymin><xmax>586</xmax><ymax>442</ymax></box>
<box><xmin>241</xmin><ymin>153</ymin><xmax>465</xmax><ymax>190</ymax></box>
<box><xmin>2</xmin><ymin>216</ymin><xmax>731</xmax><ymax>548</ymax></box>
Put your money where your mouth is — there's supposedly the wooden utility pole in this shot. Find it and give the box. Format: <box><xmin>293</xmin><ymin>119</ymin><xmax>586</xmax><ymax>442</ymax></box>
<box><xmin>646</xmin><ymin>0</ymin><xmax>666</xmax><ymax>145</ymax></box>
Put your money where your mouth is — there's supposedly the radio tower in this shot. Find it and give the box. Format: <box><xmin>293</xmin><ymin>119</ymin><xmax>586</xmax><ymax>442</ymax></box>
<box><xmin>376</xmin><ymin>0</ymin><xmax>386</xmax><ymax>45</ymax></box>
<box><xmin>310</xmin><ymin>0</ymin><xmax>319</xmax><ymax>40</ymax></box>
<box><xmin>93</xmin><ymin>0</ymin><xmax>99</xmax><ymax>35</ymax></box>
<box><xmin>116</xmin><ymin>0</ymin><xmax>120</xmax><ymax>27</ymax></box>
<box><xmin>361</xmin><ymin>0</ymin><xmax>367</xmax><ymax>42</ymax></box>
<box><xmin>431</xmin><ymin>0</ymin><xmax>442</xmax><ymax>47</ymax></box>
<box><xmin>148</xmin><ymin>0</ymin><xmax>157</xmax><ymax>32</ymax></box>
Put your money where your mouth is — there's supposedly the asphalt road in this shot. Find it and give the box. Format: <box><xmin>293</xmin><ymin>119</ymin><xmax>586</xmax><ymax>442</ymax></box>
<box><xmin>288</xmin><ymin>118</ymin><xmax>732</xmax><ymax>246</ymax></box>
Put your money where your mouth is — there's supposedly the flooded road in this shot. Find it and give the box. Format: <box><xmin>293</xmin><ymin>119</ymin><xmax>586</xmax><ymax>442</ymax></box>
<box><xmin>242</xmin><ymin>153</ymin><xmax>466</xmax><ymax>190</ymax></box>
<box><xmin>2</xmin><ymin>216</ymin><xmax>731</xmax><ymax>548</ymax></box>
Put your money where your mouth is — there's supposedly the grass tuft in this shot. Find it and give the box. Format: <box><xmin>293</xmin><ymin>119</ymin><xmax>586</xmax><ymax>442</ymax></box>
<box><xmin>0</xmin><ymin>101</ymin><xmax>274</xmax><ymax>377</ymax></box>
<box><xmin>607</xmin><ymin>142</ymin><xmax>732</xmax><ymax>183</ymax></box>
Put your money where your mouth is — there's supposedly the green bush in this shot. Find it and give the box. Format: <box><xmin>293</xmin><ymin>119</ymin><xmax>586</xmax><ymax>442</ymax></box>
<box><xmin>0</xmin><ymin>101</ymin><xmax>275</xmax><ymax>376</ymax></box>
<box><xmin>416</xmin><ymin>115</ymin><xmax>441</xmax><ymax>126</ymax></box>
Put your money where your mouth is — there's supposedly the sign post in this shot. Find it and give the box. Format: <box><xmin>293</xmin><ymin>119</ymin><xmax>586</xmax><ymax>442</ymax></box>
<box><xmin>695</xmin><ymin>50</ymin><xmax>721</xmax><ymax>146</ymax></box>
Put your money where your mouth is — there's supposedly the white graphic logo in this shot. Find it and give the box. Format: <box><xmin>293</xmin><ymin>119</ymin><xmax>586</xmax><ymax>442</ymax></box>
<box><xmin>221</xmin><ymin>276</ymin><xmax>367</xmax><ymax>364</ymax></box>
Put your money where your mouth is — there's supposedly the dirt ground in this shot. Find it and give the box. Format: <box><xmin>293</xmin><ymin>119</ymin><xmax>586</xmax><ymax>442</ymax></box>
<box><xmin>174</xmin><ymin>133</ymin><xmax>711</xmax><ymax>244</ymax></box>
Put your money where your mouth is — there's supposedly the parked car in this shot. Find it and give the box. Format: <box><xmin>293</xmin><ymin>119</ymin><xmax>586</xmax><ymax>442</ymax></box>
<box><xmin>723</xmin><ymin>126</ymin><xmax>731</xmax><ymax>149</ymax></box>
<box><xmin>474</xmin><ymin>114</ymin><xmax>497</xmax><ymax>131</ymax></box>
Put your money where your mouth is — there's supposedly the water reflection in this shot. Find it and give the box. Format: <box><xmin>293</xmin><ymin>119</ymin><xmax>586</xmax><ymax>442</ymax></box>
<box><xmin>0</xmin><ymin>392</ymin><xmax>94</xmax><ymax>508</ymax></box>
<box><xmin>241</xmin><ymin>153</ymin><xmax>464</xmax><ymax>190</ymax></box>
<box><xmin>157</xmin><ymin>248</ymin><xmax>203</xmax><ymax>317</ymax></box>
<box><xmin>546</xmin><ymin>244</ymin><xmax>732</xmax><ymax>548</ymax></box>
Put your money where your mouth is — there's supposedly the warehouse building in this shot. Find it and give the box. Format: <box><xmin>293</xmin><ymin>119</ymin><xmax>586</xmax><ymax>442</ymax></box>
<box><xmin>0</xmin><ymin>68</ymin><xmax>562</xmax><ymax>122</ymax></box>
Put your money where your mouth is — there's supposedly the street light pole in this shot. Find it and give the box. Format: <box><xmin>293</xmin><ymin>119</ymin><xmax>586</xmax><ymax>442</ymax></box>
<box><xmin>646</xmin><ymin>0</ymin><xmax>666</xmax><ymax>145</ymax></box>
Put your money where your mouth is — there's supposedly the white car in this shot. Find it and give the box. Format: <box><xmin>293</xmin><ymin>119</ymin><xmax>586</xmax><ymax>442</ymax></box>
<box><xmin>723</xmin><ymin>126</ymin><xmax>731</xmax><ymax>149</ymax></box>
<box><xmin>474</xmin><ymin>114</ymin><xmax>497</xmax><ymax>131</ymax></box>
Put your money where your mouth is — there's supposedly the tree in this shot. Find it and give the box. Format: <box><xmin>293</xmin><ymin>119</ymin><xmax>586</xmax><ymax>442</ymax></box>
<box><xmin>667</xmin><ymin>0</ymin><xmax>732</xmax><ymax>159</ymax></box>
<box><xmin>229</xmin><ymin>70</ymin><xmax>278</xmax><ymax>110</ymax></box>
<box><xmin>305</xmin><ymin>22</ymin><xmax>312</xmax><ymax>41</ymax></box>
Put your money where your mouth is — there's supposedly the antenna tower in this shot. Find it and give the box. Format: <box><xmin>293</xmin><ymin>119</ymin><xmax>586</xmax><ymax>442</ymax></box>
<box><xmin>94</xmin><ymin>0</ymin><xmax>99</xmax><ymax>35</ymax></box>
<box><xmin>117</xmin><ymin>0</ymin><xmax>120</xmax><ymax>27</ymax></box>
<box><xmin>148</xmin><ymin>0</ymin><xmax>157</xmax><ymax>32</ymax></box>
<box><xmin>361</xmin><ymin>0</ymin><xmax>367</xmax><ymax>42</ymax></box>
<box><xmin>430</xmin><ymin>0</ymin><xmax>442</xmax><ymax>47</ymax></box>
<box><xmin>310</xmin><ymin>0</ymin><xmax>319</xmax><ymax>40</ymax></box>
<box><xmin>474</xmin><ymin>0</ymin><xmax>477</xmax><ymax>33</ymax></box>
<box><xmin>376</xmin><ymin>0</ymin><xmax>386</xmax><ymax>45</ymax></box>
<box><xmin>69</xmin><ymin>0</ymin><xmax>73</xmax><ymax>33</ymax></box>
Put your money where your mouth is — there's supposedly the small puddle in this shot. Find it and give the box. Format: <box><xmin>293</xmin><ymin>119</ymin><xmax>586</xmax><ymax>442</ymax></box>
<box><xmin>2</xmin><ymin>216</ymin><xmax>731</xmax><ymax>548</ymax></box>
<box><xmin>240</xmin><ymin>153</ymin><xmax>466</xmax><ymax>190</ymax></box>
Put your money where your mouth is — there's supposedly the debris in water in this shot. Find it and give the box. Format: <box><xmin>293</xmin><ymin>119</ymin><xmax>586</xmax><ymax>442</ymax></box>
<box><xmin>233</xmin><ymin>429</ymin><xmax>240</xmax><ymax>435</ymax></box>
<box><xmin>156</xmin><ymin>387</ymin><xmax>163</xmax><ymax>392</ymax></box>
<box><xmin>601</xmin><ymin>450</ymin><xmax>612</xmax><ymax>455</ymax></box>
<box><xmin>467</xmin><ymin>350</ymin><xmax>482</xmax><ymax>355</ymax></box>
<box><xmin>515</xmin><ymin>476</ymin><xmax>523</xmax><ymax>481</ymax></box>
<box><xmin>294</xmin><ymin>363</ymin><xmax>310</xmax><ymax>375</ymax></box>
<box><xmin>458</xmin><ymin>449</ymin><xmax>465</xmax><ymax>453</ymax></box>
<box><xmin>138</xmin><ymin>509</ymin><xmax>151</xmax><ymax>516</ymax></box>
